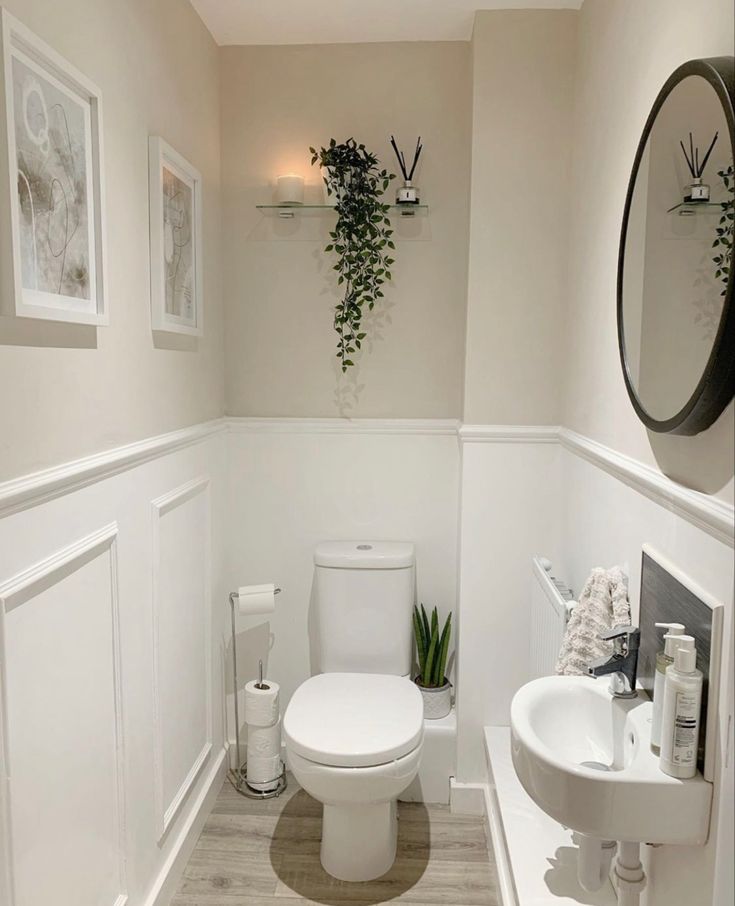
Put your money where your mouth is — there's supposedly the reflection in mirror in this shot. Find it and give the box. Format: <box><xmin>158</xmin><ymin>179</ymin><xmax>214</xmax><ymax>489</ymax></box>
<box><xmin>622</xmin><ymin>74</ymin><xmax>733</xmax><ymax>424</ymax></box>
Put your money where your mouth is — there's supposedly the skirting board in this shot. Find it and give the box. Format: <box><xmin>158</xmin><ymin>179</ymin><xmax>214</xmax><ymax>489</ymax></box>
<box><xmin>483</xmin><ymin>783</ymin><xmax>518</xmax><ymax>906</ymax></box>
<box><xmin>449</xmin><ymin>778</ymin><xmax>487</xmax><ymax>816</ymax></box>
<box><xmin>449</xmin><ymin>779</ymin><xmax>516</xmax><ymax>906</ymax></box>
<box><xmin>143</xmin><ymin>746</ymin><xmax>227</xmax><ymax>906</ymax></box>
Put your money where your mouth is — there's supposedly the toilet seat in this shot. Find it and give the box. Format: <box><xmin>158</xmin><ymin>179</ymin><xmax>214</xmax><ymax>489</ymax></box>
<box><xmin>284</xmin><ymin>673</ymin><xmax>423</xmax><ymax>768</ymax></box>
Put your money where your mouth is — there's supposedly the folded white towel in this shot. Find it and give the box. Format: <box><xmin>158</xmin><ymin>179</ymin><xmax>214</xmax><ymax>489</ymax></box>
<box><xmin>555</xmin><ymin>567</ymin><xmax>630</xmax><ymax>676</ymax></box>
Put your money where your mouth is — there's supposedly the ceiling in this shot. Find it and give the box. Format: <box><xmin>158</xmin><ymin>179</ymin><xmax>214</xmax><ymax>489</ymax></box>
<box><xmin>190</xmin><ymin>0</ymin><xmax>583</xmax><ymax>46</ymax></box>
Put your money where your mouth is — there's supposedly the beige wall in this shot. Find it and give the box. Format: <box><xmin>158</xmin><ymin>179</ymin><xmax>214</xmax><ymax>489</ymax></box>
<box><xmin>562</xmin><ymin>0</ymin><xmax>735</xmax><ymax>501</ymax></box>
<box><xmin>0</xmin><ymin>0</ymin><xmax>224</xmax><ymax>481</ymax></box>
<box><xmin>463</xmin><ymin>10</ymin><xmax>578</xmax><ymax>425</ymax></box>
<box><xmin>220</xmin><ymin>41</ymin><xmax>471</xmax><ymax>418</ymax></box>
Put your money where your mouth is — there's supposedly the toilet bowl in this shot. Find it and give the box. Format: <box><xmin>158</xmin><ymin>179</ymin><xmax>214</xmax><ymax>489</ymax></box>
<box><xmin>284</xmin><ymin>671</ymin><xmax>424</xmax><ymax>881</ymax></box>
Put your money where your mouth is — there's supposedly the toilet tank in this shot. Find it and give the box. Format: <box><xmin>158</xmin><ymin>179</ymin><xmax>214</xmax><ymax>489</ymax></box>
<box><xmin>314</xmin><ymin>541</ymin><xmax>415</xmax><ymax>675</ymax></box>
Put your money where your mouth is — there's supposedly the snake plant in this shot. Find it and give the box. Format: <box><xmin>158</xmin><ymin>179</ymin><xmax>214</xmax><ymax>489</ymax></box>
<box><xmin>413</xmin><ymin>604</ymin><xmax>452</xmax><ymax>688</ymax></box>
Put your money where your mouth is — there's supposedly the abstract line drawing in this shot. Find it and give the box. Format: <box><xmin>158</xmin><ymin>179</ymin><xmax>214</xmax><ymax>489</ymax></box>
<box><xmin>1</xmin><ymin>9</ymin><xmax>106</xmax><ymax>324</ymax></box>
<box><xmin>13</xmin><ymin>56</ymin><xmax>92</xmax><ymax>301</ymax></box>
<box><xmin>149</xmin><ymin>136</ymin><xmax>203</xmax><ymax>336</ymax></box>
<box><xmin>162</xmin><ymin>165</ymin><xmax>194</xmax><ymax>320</ymax></box>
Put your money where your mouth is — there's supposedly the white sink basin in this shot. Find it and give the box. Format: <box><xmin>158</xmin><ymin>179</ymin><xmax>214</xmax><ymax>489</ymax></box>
<box><xmin>510</xmin><ymin>675</ymin><xmax>712</xmax><ymax>844</ymax></box>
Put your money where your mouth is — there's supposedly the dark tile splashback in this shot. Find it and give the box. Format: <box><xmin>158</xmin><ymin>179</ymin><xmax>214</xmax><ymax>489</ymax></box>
<box><xmin>638</xmin><ymin>550</ymin><xmax>715</xmax><ymax>774</ymax></box>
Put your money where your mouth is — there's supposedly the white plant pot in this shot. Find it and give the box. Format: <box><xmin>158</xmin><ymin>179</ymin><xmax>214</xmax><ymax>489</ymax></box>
<box><xmin>416</xmin><ymin>679</ymin><xmax>452</xmax><ymax>720</ymax></box>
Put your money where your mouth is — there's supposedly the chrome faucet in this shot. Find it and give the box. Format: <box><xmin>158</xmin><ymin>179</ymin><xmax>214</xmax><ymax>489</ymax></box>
<box><xmin>587</xmin><ymin>625</ymin><xmax>640</xmax><ymax>698</ymax></box>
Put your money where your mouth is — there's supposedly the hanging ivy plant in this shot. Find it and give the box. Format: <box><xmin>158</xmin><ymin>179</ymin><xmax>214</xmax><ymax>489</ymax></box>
<box><xmin>713</xmin><ymin>163</ymin><xmax>734</xmax><ymax>297</ymax></box>
<box><xmin>310</xmin><ymin>138</ymin><xmax>395</xmax><ymax>372</ymax></box>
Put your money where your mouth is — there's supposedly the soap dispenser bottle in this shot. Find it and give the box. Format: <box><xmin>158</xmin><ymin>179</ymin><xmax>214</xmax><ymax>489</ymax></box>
<box><xmin>660</xmin><ymin>636</ymin><xmax>703</xmax><ymax>779</ymax></box>
<box><xmin>651</xmin><ymin>622</ymin><xmax>685</xmax><ymax>751</ymax></box>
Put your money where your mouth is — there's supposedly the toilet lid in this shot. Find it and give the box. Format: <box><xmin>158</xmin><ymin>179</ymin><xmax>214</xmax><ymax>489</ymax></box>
<box><xmin>283</xmin><ymin>673</ymin><xmax>424</xmax><ymax>768</ymax></box>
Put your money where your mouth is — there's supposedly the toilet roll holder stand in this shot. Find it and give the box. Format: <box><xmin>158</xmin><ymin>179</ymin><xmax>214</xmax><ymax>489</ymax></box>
<box><xmin>228</xmin><ymin>588</ymin><xmax>288</xmax><ymax>800</ymax></box>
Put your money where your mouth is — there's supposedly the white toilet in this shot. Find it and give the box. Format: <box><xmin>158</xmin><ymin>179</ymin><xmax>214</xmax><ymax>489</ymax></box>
<box><xmin>283</xmin><ymin>541</ymin><xmax>424</xmax><ymax>882</ymax></box>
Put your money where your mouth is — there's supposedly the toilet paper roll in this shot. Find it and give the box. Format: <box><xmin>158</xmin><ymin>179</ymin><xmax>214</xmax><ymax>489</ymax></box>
<box><xmin>248</xmin><ymin>718</ymin><xmax>281</xmax><ymax>757</ymax></box>
<box><xmin>246</xmin><ymin>752</ymin><xmax>282</xmax><ymax>791</ymax></box>
<box><xmin>244</xmin><ymin>680</ymin><xmax>280</xmax><ymax>727</ymax></box>
<box><xmin>237</xmin><ymin>583</ymin><xmax>277</xmax><ymax>617</ymax></box>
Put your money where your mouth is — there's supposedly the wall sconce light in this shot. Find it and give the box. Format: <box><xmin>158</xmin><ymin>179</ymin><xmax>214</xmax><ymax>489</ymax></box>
<box><xmin>274</xmin><ymin>174</ymin><xmax>305</xmax><ymax>206</ymax></box>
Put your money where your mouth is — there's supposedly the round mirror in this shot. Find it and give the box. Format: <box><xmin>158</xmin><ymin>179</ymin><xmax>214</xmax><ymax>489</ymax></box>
<box><xmin>618</xmin><ymin>58</ymin><xmax>735</xmax><ymax>435</ymax></box>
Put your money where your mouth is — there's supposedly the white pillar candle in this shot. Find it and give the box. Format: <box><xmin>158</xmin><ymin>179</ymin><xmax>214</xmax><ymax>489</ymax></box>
<box><xmin>275</xmin><ymin>174</ymin><xmax>305</xmax><ymax>205</ymax></box>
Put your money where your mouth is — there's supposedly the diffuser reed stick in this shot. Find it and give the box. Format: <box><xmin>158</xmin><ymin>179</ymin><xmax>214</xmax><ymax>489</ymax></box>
<box><xmin>680</xmin><ymin>131</ymin><xmax>718</xmax><ymax>178</ymax></box>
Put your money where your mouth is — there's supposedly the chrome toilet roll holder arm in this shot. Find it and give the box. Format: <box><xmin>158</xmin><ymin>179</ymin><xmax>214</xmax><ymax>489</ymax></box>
<box><xmin>227</xmin><ymin>588</ymin><xmax>287</xmax><ymax>800</ymax></box>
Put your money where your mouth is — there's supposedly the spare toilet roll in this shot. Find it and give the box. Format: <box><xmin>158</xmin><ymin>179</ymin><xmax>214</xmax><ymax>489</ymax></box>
<box><xmin>248</xmin><ymin>718</ymin><xmax>281</xmax><ymax>757</ymax></box>
<box><xmin>244</xmin><ymin>679</ymin><xmax>280</xmax><ymax>727</ymax></box>
<box><xmin>237</xmin><ymin>583</ymin><xmax>277</xmax><ymax>617</ymax></box>
<box><xmin>246</xmin><ymin>753</ymin><xmax>282</xmax><ymax>790</ymax></box>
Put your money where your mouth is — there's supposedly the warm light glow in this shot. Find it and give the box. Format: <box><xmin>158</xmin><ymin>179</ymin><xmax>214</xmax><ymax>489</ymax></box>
<box><xmin>275</xmin><ymin>174</ymin><xmax>305</xmax><ymax>205</ymax></box>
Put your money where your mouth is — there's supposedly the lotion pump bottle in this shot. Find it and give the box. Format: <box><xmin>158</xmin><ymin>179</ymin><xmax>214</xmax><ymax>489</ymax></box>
<box><xmin>651</xmin><ymin>622</ymin><xmax>685</xmax><ymax>750</ymax></box>
<box><xmin>660</xmin><ymin>636</ymin><xmax>703</xmax><ymax>779</ymax></box>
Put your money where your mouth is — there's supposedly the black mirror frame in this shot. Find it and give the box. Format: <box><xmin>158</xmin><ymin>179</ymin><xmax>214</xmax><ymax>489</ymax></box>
<box><xmin>617</xmin><ymin>56</ymin><xmax>735</xmax><ymax>436</ymax></box>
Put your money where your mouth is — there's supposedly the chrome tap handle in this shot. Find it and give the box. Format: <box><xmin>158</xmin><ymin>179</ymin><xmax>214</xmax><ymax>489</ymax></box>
<box><xmin>601</xmin><ymin>625</ymin><xmax>640</xmax><ymax>655</ymax></box>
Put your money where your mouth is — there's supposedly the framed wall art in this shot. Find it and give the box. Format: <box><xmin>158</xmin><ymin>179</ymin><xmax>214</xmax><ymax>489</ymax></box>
<box><xmin>148</xmin><ymin>136</ymin><xmax>203</xmax><ymax>336</ymax></box>
<box><xmin>0</xmin><ymin>8</ymin><xmax>107</xmax><ymax>324</ymax></box>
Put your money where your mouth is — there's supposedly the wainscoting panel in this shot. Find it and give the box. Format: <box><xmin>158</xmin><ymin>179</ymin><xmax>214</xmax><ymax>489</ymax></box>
<box><xmin>152</xmin><ymin>478</ymin><xmax>212</xmax><ymax>841</ymax></box>
<box><xmin>225</xmin><ymin>424</ymin><xmax>461</xmax><ymax>742</ymax></box>
<box><xmin>0</xmin><ymin>426</ymin><xmax>225</xmax><ymax>906</ymax></box>
<box><xmin>560</xmin><ymin>443</ymin><xmax>734</xmax><ymax>906</ymax></box>
<box><xmin>0</xmin><ymin>415</ymin><xmax>730</xmax><ymax>906</ymax></box>
<box><xmin>456</xmin><ymin>439</ymin><xmax>563</xmax><ymax>782</ymax></box>
<box><xmin>0</xmin><ymin>525</ymin><xmax>126</xmax><ymax>906</ymax></box>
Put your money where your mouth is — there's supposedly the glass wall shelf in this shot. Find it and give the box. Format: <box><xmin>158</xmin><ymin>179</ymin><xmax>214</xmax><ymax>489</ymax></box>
<box><xmin>256</xmin><ymin>203</ymin><xmax>429</xmax><ymax>218</ymax></box>
<box><xmin>667</xmin><ymin>201</ymin><xmax>729</xmax><ymax>216</ymax></box>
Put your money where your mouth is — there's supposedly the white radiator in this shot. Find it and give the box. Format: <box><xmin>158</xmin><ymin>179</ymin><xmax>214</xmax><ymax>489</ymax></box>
<box><xmin>529</xmin><ymin>556</ymin><xmax>575</xmax><ymax>679</ymax></box>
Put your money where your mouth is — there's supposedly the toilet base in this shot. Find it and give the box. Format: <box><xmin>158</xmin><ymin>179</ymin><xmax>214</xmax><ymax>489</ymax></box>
<box><xmin>320</xmin><ymin>800</ymin><xmax>398</xmax><ymax>881</ymax></box>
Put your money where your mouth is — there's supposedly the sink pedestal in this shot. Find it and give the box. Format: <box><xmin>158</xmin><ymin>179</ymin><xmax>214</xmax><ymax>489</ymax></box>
<box><xmin>576</xmin><ymin>833</ymin><xmax>616</xmax><ymax>892</ymax></box>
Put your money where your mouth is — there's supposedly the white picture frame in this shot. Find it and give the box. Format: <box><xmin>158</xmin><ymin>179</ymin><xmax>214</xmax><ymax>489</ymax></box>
<box><xmin>148</xmin><ymin>136</ymin><xmax>203</xmax><ymax>337</ymax></box>
<box><xmin>0</xmin><ymin>8</ymin><xmax>107</xmax><ymax>325</ymax></box>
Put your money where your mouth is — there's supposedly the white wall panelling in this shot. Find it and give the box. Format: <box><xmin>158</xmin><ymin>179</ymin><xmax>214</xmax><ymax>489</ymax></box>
<box><xmin>0</xmin><ymin>428</ymin><xmax>225</xmax><ymax>906</ymax></box>
<box><xmin>0</xmin><ymin>524</ymin><xmax>127</xmax><ymax>906</ymax></box>
<box><xmin>459</xmin><ymin>425</ymin><xmax>735</xmax><ymax>546</ymax></box>
<box><xmin>142</xmin><ymin>748</ymin><xmax>227</xmax><ymax>906</ymax></box>
<box><xmin>0</xmin><ymin>420</ymin><xmax>225</xmax><ymax>520</ymax></box>
<box><xmin>559</xmin><ymin>428</ymin><xmax>735</xmax><ymax>548</ymax></box>
<box><xmin>225</xmin><ymin>418</ymin><xmax>461</xmax><ymax>736</ymax></box>
<box><xmin>151</xmin><ymin>478</ymin><xmax>212</xmax><ymax>841</ymax></box>
<box><xmin>0</xmin><ymin>415</ymin><xmax>732</xmax><ymax>905</ymax></box>
<box><xmin>456</xmin><ymin>431</ymin><xmax>563</xmax><ymax>781</ymax></box>
<box><xmin>560</xmin><ymin>445</ymin><xmax>733</xmax><ymax>906</ymax></box>
<box><xmin>458</xmin><ymin>422</ymin><xmax>733</xmax><ymax>906</ymax></box>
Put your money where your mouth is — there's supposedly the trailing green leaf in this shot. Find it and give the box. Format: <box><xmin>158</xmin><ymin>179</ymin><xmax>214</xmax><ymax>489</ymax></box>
<box><xmin>311</xmin><ymin>138</ymin><xmax>396</xmax><ymax>372</ymax></box>
<box><xmin>714</xmin><ymin>164</ymin><xmax>734</xmax><ymax>298</ymax></box>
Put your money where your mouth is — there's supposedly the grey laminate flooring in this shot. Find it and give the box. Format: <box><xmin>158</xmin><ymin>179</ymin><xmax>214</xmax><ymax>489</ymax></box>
<box><xmin>172</xmin><ymin>774</ymin><xmax>498</xmax><ymax>905</ymax></box>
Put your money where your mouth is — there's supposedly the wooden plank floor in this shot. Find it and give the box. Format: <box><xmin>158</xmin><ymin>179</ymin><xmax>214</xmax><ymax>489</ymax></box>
<box><xmin>172</xmin><ymin>774</ymin><xmax>498</xmax><ymax>906</ymax></box>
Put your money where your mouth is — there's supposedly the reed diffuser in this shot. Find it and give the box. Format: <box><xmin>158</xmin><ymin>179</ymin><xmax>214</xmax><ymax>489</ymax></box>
<box><xmin>389</xmin><ymin>135</ymin><xmax>423</xmax><ymax>205</ymax></box>
<box><xmin>680</xmin><ymin>131</ymin><xmax>719</xmax><ymax>202</ymax></box>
